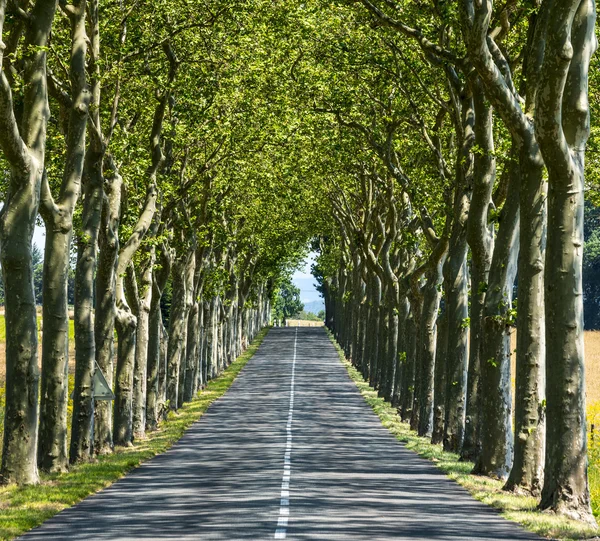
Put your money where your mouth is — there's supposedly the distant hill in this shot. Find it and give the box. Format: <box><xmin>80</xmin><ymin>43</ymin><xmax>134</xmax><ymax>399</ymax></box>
<box><xmin>303</xmin><ymin>299</ymin><xmax>325</xmax><ymax>315</ymax></box>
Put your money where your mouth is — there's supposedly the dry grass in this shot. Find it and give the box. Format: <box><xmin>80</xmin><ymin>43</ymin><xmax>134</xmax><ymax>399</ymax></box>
<box><xmin>286</xmin><ymin>319</ymin><xmax>324</xmax><ymax>327</ymax></box>
<box><xmin>585</xmin><ymin>331</ymin><xmax>600</xmax><ymax>406</ymax></box>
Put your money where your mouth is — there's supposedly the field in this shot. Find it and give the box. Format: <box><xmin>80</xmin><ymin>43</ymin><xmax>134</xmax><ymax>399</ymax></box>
<box><xmin>286</xmin><ymin>319</ymin><xmax>324</xmax><ymax>327</ymax></box>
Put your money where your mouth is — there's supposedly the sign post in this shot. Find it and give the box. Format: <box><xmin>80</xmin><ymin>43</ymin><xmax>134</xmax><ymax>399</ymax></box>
<box><xmin>71</xmin><ymin>363</ymin><xmax>114</xmax><ymax>455</ymax></box>
<box><xmin>90</xmin><ymin>362</ymin><xmax>114</xmax><ymax>455</ymax></box>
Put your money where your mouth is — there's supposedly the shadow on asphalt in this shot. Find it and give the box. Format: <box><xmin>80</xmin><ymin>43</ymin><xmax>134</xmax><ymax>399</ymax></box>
<box><xmin>19</xmin><ymin>328</ymin><xmax>542</xmax><ymax>540</ymax></box>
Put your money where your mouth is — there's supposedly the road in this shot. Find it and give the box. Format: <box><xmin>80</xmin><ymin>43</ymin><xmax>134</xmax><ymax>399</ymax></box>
<box><xmin>20</xmin><ymin>327</ymin><xmax>541</xmax><ymax>540</ymax></box>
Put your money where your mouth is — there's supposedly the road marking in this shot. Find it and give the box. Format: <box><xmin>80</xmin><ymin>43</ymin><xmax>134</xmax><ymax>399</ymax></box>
<box><xmin>275</xmin><ymin>327</ymin><xmax>297</xmax><ymax>540</ymax></box>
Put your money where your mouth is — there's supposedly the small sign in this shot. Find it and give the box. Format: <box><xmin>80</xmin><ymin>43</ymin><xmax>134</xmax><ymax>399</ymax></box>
<box><xmin>69</xmin><ymin>364</ymin><xmax>115</xmax><ymax>401</ymax></box>
<box><xmin>92</xmin><ymin>364</ymin><xmax>115</xmax><ymax>400</ymax></box>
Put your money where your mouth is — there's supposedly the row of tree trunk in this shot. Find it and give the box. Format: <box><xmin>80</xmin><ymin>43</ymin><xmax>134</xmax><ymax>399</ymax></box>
<box><xmin>0</xmin><ymin>0</ymin><xmax>277</xmax><ymax>488</ymax></box>
<box><xmin>317</xmin><ymin>0</ymin><xmax>597</xmax><ymax>526</ymax></box>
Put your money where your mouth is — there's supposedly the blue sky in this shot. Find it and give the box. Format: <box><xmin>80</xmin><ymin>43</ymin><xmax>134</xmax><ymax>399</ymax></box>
<box><xmin>292</xmin><ymin>252</ymin><xmax>322</xmax><ymax>304</ymax></box>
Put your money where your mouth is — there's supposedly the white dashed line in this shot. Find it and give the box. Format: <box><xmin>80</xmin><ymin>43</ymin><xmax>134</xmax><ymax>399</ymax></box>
<box><xmin>274</xmin><ymin>327</ymin><xmax>297</xmax><ymax>539</ymax></box>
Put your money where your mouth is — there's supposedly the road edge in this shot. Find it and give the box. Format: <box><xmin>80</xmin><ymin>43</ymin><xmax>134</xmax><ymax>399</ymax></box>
<box><xmin>324</xmin><ymin>328</ymin><xmax>598</xmax><ymax>541</ymax></box>
<box><xmin>0</xmin><ymin>326</ymin><xmax>272</xmax><ymax>541</ymax></box>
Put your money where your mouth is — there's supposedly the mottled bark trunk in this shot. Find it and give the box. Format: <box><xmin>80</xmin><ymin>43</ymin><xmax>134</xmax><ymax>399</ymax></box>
<box><xmin>474</xmin><ymin>162</ymin><xmax>519</xmax><ymax>478</ymax></box>
<box><xmin>177</xmin><ymin>251</ymin><xmax>195</xmax><ymax>407</ymax></box>
<box><xmin>443</xmin><ymin>242</ymin><xmax>470</xmax><ymax>453</ymax></box>
<box><xmin>400</xmin><ymin>311</ymin><xmax>416</xmax><ymax>423</ymax></box>
<box><xmin>443</xmin><ymin>89</ymin><xmax>473</xmax><ymax>454</ymax></box>
<box><xmin>383</xmin><ymin>303</ymin><xmax>399</xmax><ymax>402</ymax></box>
<box><xmin>70</xmin><ymin>0</ymin><xmax>102</xmax><ymax>464</ymax></box>
<box><xmin>38</xmin><ymin>223</ymin><xmax>73</xmax><ymax>473</ymax></box>
<box><xmin>146</xmin><ymin>300</ymin><xmax>162</xmax><ymax>431</ymax></box>
<box><xmin>94</xmin><ymin>168</ymin><xmax>122</xmax><ymax>455</ymax></box>
<box><xmin>132</xmin><ymin>253</ymin><xmax>154</xmax><ymax>440</ymax></box>
<box><xmin>463</xmin><ymin>86</ymin><xmax>495</xmax><ymax>461</ymax></box>
<box><xmin>409</xmin><ymin>289</ymin><xmax>423</xmax><ymax>431</ymax></box>
<box><xmin>506</xmin><ymin>147</ymin><xmax>545</xmax><ymax>493</ymax></box>
<box><xmin>377</xmin><ymin>297</ymin><xmax>389</xmax><ymax>394</ymax></box>
<box><xmin>536</xmin><ymin>2</ymin><xmax>596</xmax><ymax>521</ymax></box>
<box><xmin>113</xmin><ymin>275</ymin><xmax>136</xmax><ymax>447</ymax></box>
<box><xmin>418</xmin><ymin>260</ymin><xmax>444</xmax><ymax>438</ymax></box>
<box><xmin>0</xmin><ymin>167</ymin><xmax>42</xmax><ymax>484</ymax></box>
<box><xmin>368</xmin><ymin>276</ymin><xmax>381</xmax><ymax>388</ymax></box>
<box><xmin>166</xmin><ymin>254</ymin><xmax>189</xmax><ymax>410</ymax></box>
<box><xmin>146</xmin><ymin>244</ymin><xmax>171</xmax><ymax>431</ymax></box>
<box><xmin>431</xmin><ymin>307</ymin><xmax>448</xmax><ymax>445</ymax></box>
<box><xmin>392</xmin><ymin>297</ymin><xmax>409</xmax><ymax>408</ymax></box>
<box><xmin>0</xmin><ymin>0</ymin><xmax>57</xmax><ymax>486</ymax></box>
<box><xmin>157</xmin><ymin>316</ymin><xmax>169</xmax><ymax>414</ymax></box>
<box><xmin>38</xmin><ymin>0</ymin><xmax>89</xmax><ymax>473</ymax></box>
<box><xmin>70</xmin><ymin>147</ymin><xmax>103</xmax><ymax>464</ymax></box>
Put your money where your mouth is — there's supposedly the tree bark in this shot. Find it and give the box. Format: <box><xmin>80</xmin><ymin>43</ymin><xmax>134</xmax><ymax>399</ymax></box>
<box><xmin>70</xmin><ymin>0</ymin><xmax>104</xmax><ymax>464</ymax></box>
<box><xmin>166</xmin><ymin>253</ymin><xmax>191</xmax><ymax>410</ymax></box>
<box><xmin>431</xmin><ymin>307</ymin><xmax>448</xmax><ymax>445</ymax></box>
<box><xmin>146</xmin><ymin>242</ymin><xmax>171</xmax><ymax>432</ymax></box>
<box><xmin>0</xmin><ymin>0</ymin><xmax>57</xmax><ymax>485</ymax></box>
<box><xmin>462</xmin><ymin>82</ymin><xmax>495</xmax><ymax>461</ymax></box>
<box><xmin>94</xmin><ymin>164</ymin><xmax>122</xmax><ymax>455</ymax></box>
<box><xmin>38</xmin><ymin>0</ymin><xmax>89</xmax><ymax>473</ymax></box>
<box><xmin>418</xmin><ymin>256</ymin><xmax>445</xmax><ymax>438</ymax></box>
<box><xmin>536</xmin><ymin>0</ymin><xmax>596</xmax><ymax>522</ymax></box>
<box><xmin>70</xmin><ymin>141</ymin><xmax>103</xmax><ymax>464</ymax></box>
<box><xmin>474</xmin><ymin>156</ymin><xmax>520</xmax><ymax>479</ymax></box>
<box><xmin>113</xmin><ymin>263</ymin><xmax>137</xmax><ymax>447</ymax></box>
<box><xmin>132</xmin><ymin>247</ymin><xmax>155</xmax><ymax>440</ymax></box>
<box><xmin>506</xmin><ymin>146</ymin><xmax>546</xmax><ymax>494</ymax></box>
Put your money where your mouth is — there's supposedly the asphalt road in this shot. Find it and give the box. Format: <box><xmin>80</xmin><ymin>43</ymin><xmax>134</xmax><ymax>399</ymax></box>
<box><xmin>20</xmin><ymin>327</ymin><xmax>542</xmax><ymax>540</ymax></box>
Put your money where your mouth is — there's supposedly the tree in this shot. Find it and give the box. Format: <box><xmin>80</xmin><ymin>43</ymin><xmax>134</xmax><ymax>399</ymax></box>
<box><xmin>0</xmin><ymin>0</ymin><xmax>57</xmax><ymax>486</ymax></box>
<box><xmin>536</xmin><ymin>0</ymin><xmax>597</xmax><ymax>523</ymax></box>
<box><xmin>273</xmin><ymin>278</ymin><xmax>303</xmax><ymax>324</ymax></box>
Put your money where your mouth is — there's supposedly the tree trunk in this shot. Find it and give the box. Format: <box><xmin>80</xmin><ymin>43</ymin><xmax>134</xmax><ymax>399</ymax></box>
<box><xmin>431</xmin><ymin>307</ymin><xmax>448</xmax><ymax>445</ymax></box>
<box><xmin>0</xmin><ymin>0</ymin><xmax>57</xmax><ymax>486</ymax></box>
<box><xmin>146</xmin><ymin>243</ymin><xmax>171</xmax><ymax>431</ymax></box>
<box><xmin>368</xmin><ymin>276</ymin><xmax>381</xmax><ymax>388</ymax></box>
<box><xmin>0</xmin><ymin>168</ymin><xmax>42</xmax><ymax>484</ymax></box>
<box><xmin>70</xmin><ymin>0</ymin><xmax>102</xmax><ymax>464</ymax></box>
<box><xmin>392</xmin><ymin>297</ymin><xmax>409</xmax><ymax>408</ymax></box>
<box><xmin>536</xmin><ymin>1</ymin><xmax>596</xmax><ymax>522</ymax></box>
<box><xmin>400</xmin><ymin>311</ymin><xmax>416</xmax><ymax>423</ymax></box>
<box><xmin>113</xmin><ymin>284</ymin><xmax>137</xmax><ymax>447</ymax></box>
<box><xmin>132</xmin><ymin>251</ymin><xmax>154</xmax><ymax>439</ymax></box>
<box><xmin>38</xmin><ymin>220</ymin><xmax>73</xmax><ymax>473</ymax></box>
<box><xmin>93</xmin><ymin>166</ymin><xmax>122</xmax><ymax>455</ymax></box>
<box><xmin>166</xmin><ymin>254</ymin><xmax>189</xmax><ymax>410</ymax></box>
<box><xmin>474</xmin><ymin>159</ymin><xmax>520</xmax><ymax>478</ymax></box>
<box><xmin>177</xmin><ymin>250</ymin><xmax>195</xmax><ymax>407</ymax></box>
<box><xmin>37</xmin><ymin>0</ymin><xmax>89</xmax><ymax>473</ymax></box>
<box><xmin>443</xmin><ymin>243</ymin><xmax>469</xmax><ymax>453</ymax></box>
<box><xmin>183</xmin><ymin>259</ymin><xmax>200</xmax><ymax>403</ymax></box>
<box><xmin>418</xmin><ymin>259</ymin><xmax>445</xmax><ymax>438</ymax></box>
<box><xmin>409</xmin><ymin>287</ymin><xmax>423</xmax><ymax>431</ymax></box>
<box><xmin>70</xmin><ymin>145</ymin><xmax>103</xmax><ymax>464</ymax></box>
<box><xmin>506</xmin><ymin>147</ymin><xmax>545</xmax><ymax>493</ymax></box>
<box><xmin>463</xmin><ymin>84</ymin><xmax>495</xmax><ymax>460</ymax></box>
<box><xmin>443</xmin><ymin>89</ymin><xmax>473</xmax><ymax>454</ymax></box>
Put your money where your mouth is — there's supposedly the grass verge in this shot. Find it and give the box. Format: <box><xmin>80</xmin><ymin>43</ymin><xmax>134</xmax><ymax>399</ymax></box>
<box><xmin>0</xmin><ymin>326</ymin><xmax>270</xmax><ymax>541</ymax></box>
<box><xmin>325</xmin><ymin>329</ymin><xmax>600</xmax><ymax>541</ymax></box>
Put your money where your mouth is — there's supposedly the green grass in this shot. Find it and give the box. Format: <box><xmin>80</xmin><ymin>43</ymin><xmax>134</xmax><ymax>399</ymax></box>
<box><xmin>0</xmin><ymin>326</ymin><xmax>270</xmax><ymax>540</ymax></box>
<box><xmin>325</xmin><ymin>329</ymin><xmax>600</xmax><ymax>541</ymax></box>
<box><xmin>0</xmin><ymin>316</ymin><xmax>74</xmax><ymax>343</ymax></box>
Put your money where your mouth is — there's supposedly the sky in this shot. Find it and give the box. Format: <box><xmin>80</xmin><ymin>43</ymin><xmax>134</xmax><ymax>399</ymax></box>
<box><xmin>292</xmin><ymin>251</ymin><xmax>322</xmax><ymax>305</ymax></box>
<box><xmin>33</xmin><ymin>224</ymin><xmax>45</xmax><ymax>250</ymax></box>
